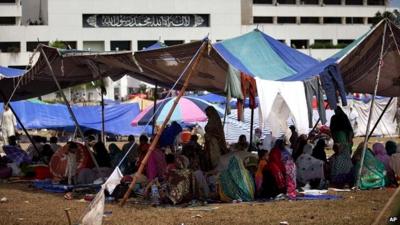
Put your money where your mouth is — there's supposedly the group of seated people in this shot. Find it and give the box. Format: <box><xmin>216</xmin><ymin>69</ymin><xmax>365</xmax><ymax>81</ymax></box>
<box><xmin>0</xmin><ymin>106</ymin><xmax>400</xmax><ymax>206</ymax></box>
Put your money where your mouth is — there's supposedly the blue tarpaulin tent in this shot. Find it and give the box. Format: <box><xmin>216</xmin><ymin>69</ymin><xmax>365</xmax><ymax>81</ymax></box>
<box><xmin>213</xmin><ymin>29</ymin><xmax>319</xmax><ymax>80</ymax></box>
<box><xmin>0</xmin><ymin>101</ymin><xmax>150</xmax><ymax>135</ymax></box>
<box><xmin>0</xmin><ymin>66</ymin><xmax>25</xmax><ymax>78</ymax></box>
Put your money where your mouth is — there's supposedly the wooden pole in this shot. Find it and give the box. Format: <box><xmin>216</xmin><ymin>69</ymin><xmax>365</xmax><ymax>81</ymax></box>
<box><xmin>367</xmin><ymin>97</ymin><xmax>393</xmax><ymax>139</ymax></box>
<box><xmin>152</xmin><ymin>82</ymin><xmax>158</xmax><ymax>135</ymax></box>
<box><xmin>100</xmin><ymin>79</ymin><xmax>106</xmax><ymax>144</ymax></box>
<box><xmin>64</xmin><ymin>208</ymin><xmax>72</xmax><ymax>225</ymax></box>
<box><xmin>249</xmin><ymin>107</ymin><xmax>254</xmax><ymax>152</ymax></box>
<box><xmin>39</xmin><ymin>47</ymin><xmax>102</xmax><ymax>175</ymax></box>
<box><xmin>371</xmin><ymin>186</ymin><xmax>400</xmax><ymax>225</ymax></box>
<box><xmin>356</xmin><ymin>22</ymin><xmax>387</xmax><ymax>189</ymax></box>
<box><xmin>119</xmin><ymin>41</ymin><xmax>208</xmax><ymax>207</ymax></box>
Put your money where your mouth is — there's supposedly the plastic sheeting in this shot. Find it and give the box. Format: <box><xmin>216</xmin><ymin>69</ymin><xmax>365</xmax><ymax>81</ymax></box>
<box><xmin>315</xmin><ymin>98</ymin><xmax>398</xmax><ymax>137</ymax></box>
<box><xmin>0</xmin><ymin>101</ymin><xmax>150</xmax><ymax>136</ymax></box>
<box><xmin>214</xmin><ymin>30</ymin><xmax>318</xmax><ymax>80</ymax></box>
<box><xmin>256</xmin><ymin>78</ymin><xmax>309</xmax><ymax>136</ymax></box>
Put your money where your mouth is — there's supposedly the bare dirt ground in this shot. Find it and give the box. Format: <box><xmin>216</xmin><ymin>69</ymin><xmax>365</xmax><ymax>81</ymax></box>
<box><xmin>0</xmin><ymin>183</ymin><xmax>398</xmax><ymax>225</ymax></box>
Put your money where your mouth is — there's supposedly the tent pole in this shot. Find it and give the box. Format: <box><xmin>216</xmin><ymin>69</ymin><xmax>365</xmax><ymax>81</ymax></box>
<box><xmin>223</xmin><ymin>97</ymin><xmax>228</xmax><ymax>127</ymax></box>
<box><xmin>0</xmin><ymin>92</ymin><xmax>40</xmax><ymax>156</ymax></box>
<box><xmin>120</xmin><ymin>41</ymin><xmax>208</xmax><ymax>207</ymax></box>
<box><xmin>39</xmin><ymin>48</ymin><xmax>102</xmax><ymax>175</ymax></box>
<box><xmin>249</xmin><ymin>107</ymin><xmax>254</xmax><ymax>152</ymax></box>
<box><xmin>367</xmin><ymin>97</ymin><xmax>393</xmax><ymax>140</ymax></box>
<box><xmin>152</xmin><ymin>82</ymin><xmax>158</xmax><ymax>135</ymax></box>
<box><xmin>100</xmin><ymin>79</ymin><xmax>106</xmax><ymax>144</ymax></box>
<box><xmin>356</xmin><ymin>22</ymin><xmax>387</xmax><ymax>190</ymax></box>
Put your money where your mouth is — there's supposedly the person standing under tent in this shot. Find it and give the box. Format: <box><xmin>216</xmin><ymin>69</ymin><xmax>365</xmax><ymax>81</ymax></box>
<box><xmin>330</xmin><ymin>106</ymin><xmax>354</xmax><ymax>154</ymax></box>
<box><xmin>1</xmin><ymin>105</ymin><xmax>17</xmax><ymax>146</ymax></box>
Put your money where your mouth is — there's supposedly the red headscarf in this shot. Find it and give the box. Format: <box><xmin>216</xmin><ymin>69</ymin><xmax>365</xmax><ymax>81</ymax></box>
<box><xmin>267</xmin><ymin>147</ymin><xmax>286</xmax><ymax>189</ymax></box>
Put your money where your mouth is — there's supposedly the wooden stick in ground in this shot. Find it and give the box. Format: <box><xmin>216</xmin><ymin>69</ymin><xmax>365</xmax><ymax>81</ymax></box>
<box><xmin>119</xmin><ymin>41</ymin><xmax>208</xmax><ymax>207</ymax></box>
<box><xmin>371</xmin><ymin>186</ymin><xmax>400</xmax><ymax>225</ymax></box>
<box><xmin>64</xmin><ymin>208</ymin><xmax>72</xmax><ymax>225</ymax></box>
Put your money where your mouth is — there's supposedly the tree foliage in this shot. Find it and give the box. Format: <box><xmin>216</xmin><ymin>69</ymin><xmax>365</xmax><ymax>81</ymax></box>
<box><xmin>370</xmin><ymin>10</ymin><xmax>400</xmax><ymax>27</ymax></box>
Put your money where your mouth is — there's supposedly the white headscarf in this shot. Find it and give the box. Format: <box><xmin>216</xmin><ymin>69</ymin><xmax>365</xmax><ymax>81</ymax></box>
<box><xmin>295</xmin><ymin>143</ymin><xmax>325</xmax><ymax>185</ymax></box>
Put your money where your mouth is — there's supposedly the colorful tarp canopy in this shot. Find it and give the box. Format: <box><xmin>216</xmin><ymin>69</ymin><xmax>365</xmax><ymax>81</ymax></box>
<box><xmin>131</xmin><ymin>96</ymin><xmax>224</xmax><ymax>126</ymax></box>
<box><xmin>281</xmin><ymin>20</ymin><xmax>400</xmax><ymax>97</ymax></box>
<box><xmin>213</xmin><ymin>29</ymin><xmax>319</xmax><ymax>80</ymax></box>
<box><xmin>0</xmin><ymin>101</ymin><xmax>150</xmax><ymax>135</ymax></box>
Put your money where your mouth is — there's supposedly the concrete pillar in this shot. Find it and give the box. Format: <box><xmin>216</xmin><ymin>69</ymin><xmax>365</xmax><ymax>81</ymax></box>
<box><xmin>319</xmin><ymin>17</ymin><xmax>323</xmax><ymax>24</ymax></box>
<box><xmin>77</xmin><ymin>41</ymin><xmax>83</xmax><ymax>50</ymax></box>
<box><xmin>20</xmin><ymin>42</ymin><xmax>26</xmax><ymax>53</ymax></box>
<box><xmin>104</xmin><ymin>40</ymin><xmax>110</xmax><ymax>51</ymax></box>
<box><xmin>131</xmin><ymin>40</ymin><xmax>138</xmax><ymax>51</ymax></box>
<box><xmin>273</xmin><ymin>16</ymin><xmax>278</xmax><ymax>24</ymax></box>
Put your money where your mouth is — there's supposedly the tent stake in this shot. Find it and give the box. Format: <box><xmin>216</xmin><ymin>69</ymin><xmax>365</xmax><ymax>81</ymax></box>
<box><xmin>0</xmin><ymin>92</ymin><xmax>40</xmax><ymax>156</ymax></box>
<box><xmin>119</xmin><ymin>41</ymin><xmax>208</xmax><ymax>207</ymax></box>
<box><xmin>367</xmin><ymin>97</ymin><xmax>393</xmax><ymax>139</ymax></box>
<box><xmin>356</xmin><ymin>22</ymin><xmax>387</xmax><ymax>190</ymax></box>
<box><xmin>39</xmin><ymin>48</ymin><xmax>102</xmax><ymax>176</ymax></box>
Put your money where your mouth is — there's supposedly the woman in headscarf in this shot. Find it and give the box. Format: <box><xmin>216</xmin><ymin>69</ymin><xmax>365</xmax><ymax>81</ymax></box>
<box><xmin>352</xmin><ymin>142</ymin><xmax>387</xmax><ymax>189</ymax></box>
<box><xmin>202</xmin><ymin>106</ymin><xmax>228</xmax><ymax>171</ymax></box>
<box><xmin>219</xmin><ymin>156</ymin><xmax>255</xmax><ymax>202</ymax></box>
<box><xmin>281</xmin><ymin>144</ymin><xmax>297</xmax><ymax>199</ymax></box>
<box><xmin>296</xmin><ymin>143</ymin><xmax>325</xmax><ymax>188</ymax></box>
<box><xmin>389</xmin><ymin>144</ymin><xmax>400</xmax><ymax>181</ymax></box>
<box><xmin>373</xmin><ymin>143</ymin><xmax>398</xmax><ymax>186</ymax></box>
<box><xmin>93</xmin><ymin>141</ymin><xmax>111</xmax><ymax>168</ymax></box>
<box><xmin>386</xmin><ymin>141</ymin><xmax>398</xmax><ymax>156</ymax></box>
<box><xmin>330</xmin><ymin>106</ymin><xmax>354</xmax><ymax>154</ymax></box>
<box><xmin>261</xmin><ymin>139</ymin><xmax>287</xmax><ymax>198</ymax></box>
<box><xmin>292</xmin><ymin>134</ymin><xmax>308</xmax><ymax>161</ymax></box>
<box><xmin>312</xmin><ymin>139</ymin><xmax>327</xmax><ymax>163</ymax></box>
<box><xmin>230</xmin><ymin>135</ymin><xmax>249</xmax><ymax>152</ymax></box>
<box><xmin>109</xmin><ymin>143</ymin><xmax>123</xmax><ymax>169</ymax></box>
<box><xmin>329</xmin><ymin>143</ymin><xmax>354</xmax><ymax>188</ymax></box>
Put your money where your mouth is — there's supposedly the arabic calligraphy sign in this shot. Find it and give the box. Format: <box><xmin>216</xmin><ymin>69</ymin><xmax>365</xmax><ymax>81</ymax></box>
<box><xmin>83</xmin><ymin>14</ymin><xmax>209</xmax><ymax>28</ymax></box>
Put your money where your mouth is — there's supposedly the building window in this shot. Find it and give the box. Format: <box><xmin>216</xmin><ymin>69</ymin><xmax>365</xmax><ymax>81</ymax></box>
<box><xmin>0</xmin><ymin>0</ymin><xmax>16</xmax><ymax>3</ymax></box>
<box><xmin>27</xmin><ymin>41</ymin><xmax>49</xmax><ymax>52</ymax></box>
<box><xmin>345</xmin><ymin>0</ymin><xmax>363</xmax><ymax>4</ymax></box>
<box><xmin>367</xmin><ymin>17</ymin><xmax>380</xmax><ymax>24</ymax></box>
<box><xmin>278</xmin><ymin>40</ymin><xmax>286</xmax><ymax>44</ymax></box>
<box><xmin>164</xmin><ymin>40</ymin><xmax>184</xmax><ymax>46</ymax></box>
<box><xmin>8</xmin><ymin>65</ymin><xmax>31</xmax><ymax>70</ymax></box>
<box><xmin>137</xmin><ymin>40</ymin><xmax>158</xmax><ymax>50</ymax></box>
<box><xmin>338</xmin><ymin>39</ymin><xmax>354</xmax><ymax>47</ymax></box>
<box><xmin>311</xmin><ymin>40</ymin><xmax>333</xmax><ymax>48</ymax></box>
<box><xmin>277</xmin><ymin>17</ymin><xmax>296</xmax><ymax>24</ymax></box>
<box><xmin>254</xmin><ymin>17</ymin><xmax>274</xmax><ymax>24</ymax></box>
<box><xmin>346</xmin><ymin>17</ymin><xmax>364</xmax><ymax>24</ymax></box>
<box><xmin>49</xmin><ymin>41</ymin><xmax>76</xmax><ymax>49</ymax></box>
<box><xmin>300</xmin><ymin>17</ymin><xmax>320</xmax><ymax>24</ymax></box>
<box><xmin>301</xmin><ymin>0</ymin><xmax>319</xmax><ymax>4</ymax></box>
<box><xmin>323</xmin><ymin>17</ymin><xmax>342</xmax><ymax>24</ymax></box>
<box><xmin>83</xmin><ymin>41</ymin><xmax>104</xmax><ymax>51</ymax></box>
<box><xmin>291</xmin><ymin>40</ymin><xmax>309</xmax><ymax>49</ymax></box>
<box><xmin>111</xmin><ymin>41</ymin><xmax>131</xmax><ymax>51</ymax></box>
<box><xmin>367</xmin><ymin>0</ymin><xmax>385</xmax><ymax>5</ymax></box>
<box><xmin>0</xmin><ymin>17</ymin><xmax>16</xmax><ymax>25</ymax></box>
<box><xmin>277</xmin><ymin>0</ymin><xmax>296</xmax><ymax>4</ymax></box>
<box><xmin>0</xmin><ymin>42</ymin><xmax>20</xmax><ymax>53</ymax></box>
<box><xmin>323</xmin><ymin>0</ymin><xmax>341</xmax><ymax>4</ymax></box>
<box><xmin>128</xmin><ymin>87</ymin><xmax>135</xmax><ymax>94</ymax></box>
<box><xmin>253</xmin><ymin>0</ymin><xmax>273</xmax><ymax>3</ymax></box>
